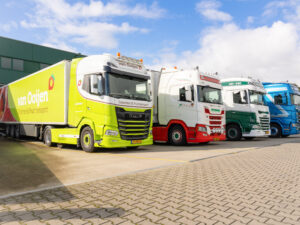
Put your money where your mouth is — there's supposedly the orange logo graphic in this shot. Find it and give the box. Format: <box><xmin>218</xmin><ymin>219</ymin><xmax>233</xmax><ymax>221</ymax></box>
<box><xmin>49</xmin><ymin>75</ymin><xmax>55</xmax><ymax>90</ymax></box>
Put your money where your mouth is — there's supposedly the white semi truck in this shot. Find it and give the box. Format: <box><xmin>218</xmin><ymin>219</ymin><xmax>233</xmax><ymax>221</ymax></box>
<box><xmin>221</xmin><ymin>77</ymin><xmax>270</xmax><ymax>141</ymax></box>
<box><xmin>148</xmin><ymin>67</ymin><xmax>226</xmax><ymax>145</ymax></box>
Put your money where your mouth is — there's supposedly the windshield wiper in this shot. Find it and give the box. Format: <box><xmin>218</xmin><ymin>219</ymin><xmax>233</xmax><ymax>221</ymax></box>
<box><xmin>133</xmin><ymin>96</ymin><xmax>150</xmax><ymax>101</ymax></box>
<box><xmin>109</xmin><ymin>93</ymin><xmax>131</xmax><ymax>99</ymax></box>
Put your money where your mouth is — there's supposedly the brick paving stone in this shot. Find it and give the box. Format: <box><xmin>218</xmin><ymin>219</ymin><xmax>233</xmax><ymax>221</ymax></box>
<box><xmin>0</xmin><ymin>222</ymin><xmax>22</xmax><ymax>225</ymax></box>
<box><xmin>157</xmin><ymin>218</ymin><xmax>179</xmax><ymax>225</ymax></box>
<box><xmin>46</xmin><ymin>219</ymin><xmax>67</xmax><ymax>225</ymax></box>
<box><xmin>24</xmin><ymin>221</ymin><xmax>45</xmax><ymax>225</ymax></box>
<box><xmin>1</xmin><ymin>142</ymin><xmax>300</xmax><ymax>224</ymax></box>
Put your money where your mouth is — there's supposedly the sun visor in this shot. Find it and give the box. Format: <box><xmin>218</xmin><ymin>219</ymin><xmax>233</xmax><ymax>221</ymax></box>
<box><xmin>103</xmin><ymin>66</ymin><xmax>149</xmax><ymax>80</ymax></box>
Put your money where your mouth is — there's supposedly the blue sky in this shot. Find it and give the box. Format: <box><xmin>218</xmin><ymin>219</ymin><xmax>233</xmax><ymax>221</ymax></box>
<box><xmin>1</xmin><ymin>0</ymin><xmax>300</xmax><ymax>84</ymax></box>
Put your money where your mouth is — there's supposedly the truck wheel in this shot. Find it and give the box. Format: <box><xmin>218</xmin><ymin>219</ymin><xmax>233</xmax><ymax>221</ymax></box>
<box><xmin>270</xmin><ymin>123</ymin><xmax>281</xmax><ymax>138</ymax></box>
<box><xmin>44</xmin><ymin>127</ymin><xmax>54</xmax><ymax>147</ymax></box>
<box><xmin>80</xmin><ymin>127</ymin><xmax>95</xmax><ymax>153</ymax></box>
<box><xmin>169</xmin><ymin>125</ymin><xmax>186</xmax><ymax>145</ymax></box>
<box><xmin>226</xmin><ymin>124</ymin><xmax>242</xmax><ymax>141</ymax></box>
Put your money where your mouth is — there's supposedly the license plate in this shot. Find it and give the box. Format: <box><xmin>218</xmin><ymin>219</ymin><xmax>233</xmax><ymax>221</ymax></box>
<box><xmin>131</xmin><ymin>140</ymin><xmax>142</xmax><ymax>144</ymax></box>
<box><xmin>212</xmin><ymin>128</ymin><xmax>222</xmax><ymax>133</ymax></box>
<box><xmin>213</xmin><ymin>138</ymin><xmax>220</xmax><ymax>141</ymax></box>
<box><xmin>265</xmin><ymin>131</ymin><xmax>269</xmax><ymax>134</ymax></box>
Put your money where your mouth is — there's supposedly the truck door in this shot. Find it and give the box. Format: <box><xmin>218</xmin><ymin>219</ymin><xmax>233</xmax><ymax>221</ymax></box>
<box><xmin>231</xmin><ymin>90</ymin><xmax>252</xmax><ymax>132</ymax></box>
<box><xmin>85</xmin><ymin>74</ymin><xmax>107</xmax><ymax>129</ymax></box>
<box><xmin>176</xmin><ymin>85</ymin><xmax>198</xmax><ymax>127</ymax></box>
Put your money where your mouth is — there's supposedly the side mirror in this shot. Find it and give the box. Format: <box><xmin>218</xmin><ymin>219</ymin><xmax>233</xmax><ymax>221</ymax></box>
<box><xmin>98</xmin><ymin>76</ymin><xmax>104</xmax><ymax>95</ymax></box>
<box><xmin>185</xmin><ymin>85</ymin><xmax>193</xmax><ymax>102</ymax></box>
<box><xmin>90</xmin><ymin>75</ymin><xmax>104</xmax><ymax>95</ymax></box>
<box><xmin>90</xmin><ymin>75</ymin><xmax>98</xmax><ymax>95</ymax></box>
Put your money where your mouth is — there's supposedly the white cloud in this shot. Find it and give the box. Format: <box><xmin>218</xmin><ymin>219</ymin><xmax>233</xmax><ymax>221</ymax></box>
<box><xmin>0</xmin><ymin>21</ymin><xmax>18</xmax><ymax>32</ymax></box>
<box><xmin>21</xmin><ymin>0</ymin><xmax>165</xmax><ymax>51</ymax></box>
<box><xmin>31</xmin><ymin>0</ymin><xmax>165</xmax><ymax>20</ymax></box>
<box><xmin>247</xmin><ymin>16</ymin><xmax>254</xmax><ymax>24</ymax></box>
<box><xmin>264</xmin><ymin>0</ymin><xmax>300</xmax><ymax>25</ymax></box>
<box><xmin>42</xmin><ymin>41</ymin><xmax>78</xmax><ymax>53</ymax></box>
<box><xmin>196</xmin><ymin>0</ymin><xmax>232</xmax><ymax>22</ymax></box>
<box><xmin>151</xmin><ymin>21</ymin><xmax>300</xmax><ymax>85</ymax></box>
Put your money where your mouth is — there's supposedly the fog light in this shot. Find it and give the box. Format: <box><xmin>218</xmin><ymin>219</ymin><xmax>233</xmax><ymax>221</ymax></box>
<box><xmin>198</xmin><ymin>126</ymin><xmax>207</xmax><ymax>132</ymax></box>
<box><xmin>105</xmin><ymin>130</ymin><xmax>118</xmax><ymax>136</ymax></box>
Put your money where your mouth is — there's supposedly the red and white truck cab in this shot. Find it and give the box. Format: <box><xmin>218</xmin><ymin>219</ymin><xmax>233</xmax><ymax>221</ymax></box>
<box><xmin>148</xmin><ymin>67</ymin><xmax>226</xmax><ymax>145</ymax></box>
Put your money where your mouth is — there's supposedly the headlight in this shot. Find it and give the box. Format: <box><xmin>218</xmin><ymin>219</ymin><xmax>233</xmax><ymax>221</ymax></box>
<box><xmin>252</xmin><ymin>125</ymin><xmax>260</xmax><ymax>129</ymax></box>
<box><xmin>198</xmin><ymin>126</ymin><xmax>207</xmax><ymax>132</ymax></box>
<box><xmin>105</xmin><ymin>130</ymin><xmax>119</xmax><ymax>136</ymax></box>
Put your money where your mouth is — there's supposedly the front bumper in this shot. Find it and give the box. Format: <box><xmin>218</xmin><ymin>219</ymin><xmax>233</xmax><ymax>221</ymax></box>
<box><xmin>243</xmin><ymin>129</ymin><xmax>270</xmax><ymax>137</ymax></box>
<box><xmin>97</xmin><ymin>135</ymin><xmax>153</xmax><ymax>148</ymax></box>
<box><xmin>187</xmin><ymin>125</ymin><xmax>226</xmax><ymax>143</ymax></box>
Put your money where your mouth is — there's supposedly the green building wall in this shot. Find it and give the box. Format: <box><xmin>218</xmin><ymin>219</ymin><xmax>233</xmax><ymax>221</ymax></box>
<box><xmin>0</xmin><ymin>36</ymin><xmax>84</xmax><ymax>85</ymax></box>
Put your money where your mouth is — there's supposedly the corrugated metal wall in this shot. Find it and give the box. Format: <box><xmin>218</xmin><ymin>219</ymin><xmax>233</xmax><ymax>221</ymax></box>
<box><xmin>0</xmin><ymin>36</ymin><xmax>84</xmax><ymax>84</ymax></box>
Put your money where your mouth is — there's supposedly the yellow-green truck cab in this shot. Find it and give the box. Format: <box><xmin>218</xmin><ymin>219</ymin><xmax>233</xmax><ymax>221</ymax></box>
<box><xmin>0</xmin><ymin>54</ymin><xmax>153</xmax><ymax>152</ymax></box>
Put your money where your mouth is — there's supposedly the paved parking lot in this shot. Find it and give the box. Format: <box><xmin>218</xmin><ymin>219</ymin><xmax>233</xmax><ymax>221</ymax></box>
<box><xmin>1</xmin><ymin>136</ymin><xmax>299</xmax><ymax>197</ymax></box>
<box><xmin>0</xmin><ymin>136</ymin><xmax>300</xmax><ymax>224</ymax></box>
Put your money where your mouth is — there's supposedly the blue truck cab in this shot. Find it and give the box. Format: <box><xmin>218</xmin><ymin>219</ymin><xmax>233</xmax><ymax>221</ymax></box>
<box><xmin>263</xmin><ymin>83</ymin><xmax>300</xmax><ymax>137</ymax></box>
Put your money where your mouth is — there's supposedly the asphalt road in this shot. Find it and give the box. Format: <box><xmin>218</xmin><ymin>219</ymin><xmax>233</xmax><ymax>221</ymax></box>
<box><xmin>1</xmin><ymin>135</ymin><xmax>299</xmax><ymax>198</ymax></box>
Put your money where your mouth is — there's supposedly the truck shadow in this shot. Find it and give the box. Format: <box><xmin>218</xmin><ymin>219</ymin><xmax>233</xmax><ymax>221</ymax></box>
<box><xmin>0</xmin><ymin>207</ymin><xmax>125</xmax><ymax>222</ymax></box>
<box><xmin>3</xmin><ymin>134</ymin><xmax>300</xmax><ymax>155</ymax></box>
<box><xmin>0</xmin><ymin>137</ymin><xmax>75</xmax><ymax>203</ymax></box>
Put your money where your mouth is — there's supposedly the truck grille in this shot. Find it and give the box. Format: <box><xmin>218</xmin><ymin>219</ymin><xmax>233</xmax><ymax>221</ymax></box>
<box><xmin>209</xmin><ymin>115</ymin><xmax>223</xmax><ymax>126</ymax></box>
<box><xmin>260</xmin><ymin>117</ymin><xmax>270</xmax><ymax>131</ymax></box>
<box><xmin>116</xmin><ymin>107</ymin><xmax>151</xmax><ymax>140</ymax></box>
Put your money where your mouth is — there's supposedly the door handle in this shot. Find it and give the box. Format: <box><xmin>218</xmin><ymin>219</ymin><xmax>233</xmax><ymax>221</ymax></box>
<box><xmin>87</xmin><ymin>107</ymin><xmax>91</xmax><ymax>110</ymax></box>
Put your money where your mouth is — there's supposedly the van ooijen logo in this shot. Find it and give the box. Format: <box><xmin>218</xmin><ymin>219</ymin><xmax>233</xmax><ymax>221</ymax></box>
<box><xmin>48</xmin><ymin>74</ymin><xmax>55</xmax><ymax>90</ymax></box>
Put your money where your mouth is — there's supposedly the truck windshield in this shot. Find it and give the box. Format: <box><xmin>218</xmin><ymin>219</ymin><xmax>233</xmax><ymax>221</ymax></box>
<box><xmin>197</xmin><ymin>86</ymin><xmax>222</xmax><ymax>104</ymax></box>
<box><xmin>291</xmin><ymin>94</ymin><xmax>300</xmax><ymax>106</ymax></box>
<box><xmin>107</xmin><ymin>73</ymin><xmax>150</xmax><ymax>101</ymax></box>
<box><xmin>249</xmin><ymin>90</ymin><xmax>265</xmax><ymax>105</ymax></box>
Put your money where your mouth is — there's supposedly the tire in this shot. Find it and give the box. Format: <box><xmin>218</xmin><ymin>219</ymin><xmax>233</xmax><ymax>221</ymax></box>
<box><xmin>80</xmin><ymin>126</ymin><xmax>95</xmax><ymax>153</ymax></box>
<box><xmin>270</xmin><ymin>123</ymin><xmax>281</xmax><ymax>138</ymax></box>
<box><xmin>226</xmin><ymin>124</ymin><xmax>242</xmax><ymax>141</ymax></box>
<box><xmin>169</xmin><ymin>125</ymin><xmax>186</xmax><ymax>146</ymax></box>
<box><xmin>244</xmin><ymin>137</ymin><xmax>254</xmax><ymax>140</ymax></box>
<box><xmin>44</xmin><ymin>126</ymin><xmax>54</xmax><ymax>147</ymax></box>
